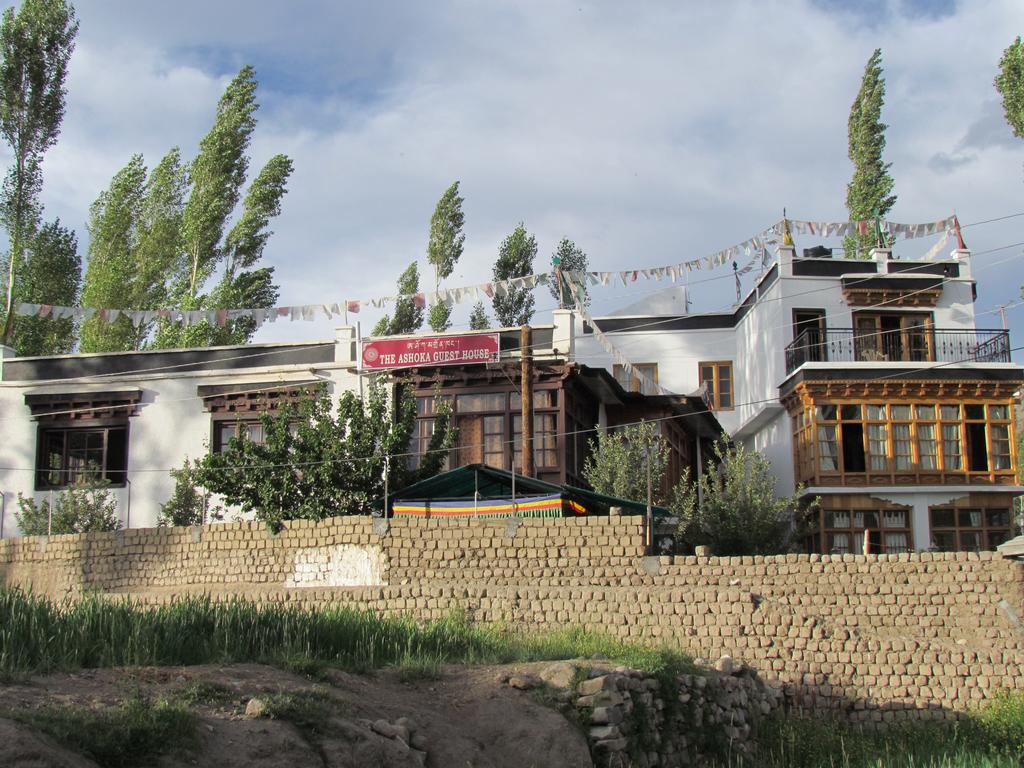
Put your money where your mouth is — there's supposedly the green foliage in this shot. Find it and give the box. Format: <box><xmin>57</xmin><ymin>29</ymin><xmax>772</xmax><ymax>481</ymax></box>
<box><xmin>549</xmin><ymin>237</ymin><xmax>589</xmax><ymax>309</ymax></box>
<box><xmin>582</xmin><ymin>421</ymin><xmax>669</xmax><ymax>505</ymax></box>
<box><xmin>373</xmin><ymin>261</ymin><xmax>424</xmax><ymax>336</ymax></box>
<box><xmin>15</xmin><ymin>483</ymin><xmax>120</xmax><ymax>536</ymax></box>
<box><xmin>996</xmin><ymin>37</ymin><xmax>1024</xmax><ymax>140</ymax></box>
<box><xmin>157</xmin><ymin>458</ymin><xmax>222</xmax><ymax>527</ymax></box>
<box><xmin>844</xmin><ymin>49</ymin><xmax>897</xmax><ymax>259</ymax></box>
<box><xmin>427</xmin><ymin>180</ymin><xmax>465</xmax><ymax>332</ymax></box>
<box><xmin>11</xmin><ymin>219</ymin><xmax>79</xmax><ymax>354</ymax></box>
<box><xmin>395</xmin><ymin>652</ymin><xmax>443</xmax><ymax>683</ymax></box>
<box><xmin>0</xmin><ymin>692</ymin><xmax>195</xmax><ymax>768</ymax></box>
<box><xmin>0</xmin><ymin>0</ymin><xmax>77</xmax><ymax>347</ymax></box>
<box><xmin>729</xmin><ymin>700</ymin><xmax>1024</xmax><ymax>768</ymax></box>
<box><xmin>80</xmin><ymin>149</ymin><xmax>187</xmax><ymax>352</ymax></box>
<box><xmin>193</xmin><ymin>379</ymin><xmax>454</xmax><ymax>529</ymax></box>
<box><xmin>149</xmin><ymin>66</ymin><xmax>291</xmax><ymax>350</ymax></box>
<box><xmin>672</xmin><ymin>439</ymin><xmax>805</xmax><ymax>556</ymax></box>
<box><xmin>468</xmin><ymin>300</ymin><xmax>490</xmax><ymax>330</ymax></box>
<box><xmin>0</xmin><ymin>587</ymin><xmax>692</xmax><ymax>677</ymax></box>
<box><xmin>492</xmin><ymin>223</ymin><xmax>536</xmax><ymax>327</ymax></box>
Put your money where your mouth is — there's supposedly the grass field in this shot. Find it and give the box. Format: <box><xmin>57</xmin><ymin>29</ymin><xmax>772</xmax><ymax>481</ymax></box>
<box><xmin>1</xmin><ymin>587</ymin><xmax>1021</xmax><ymax>768</ymax></box>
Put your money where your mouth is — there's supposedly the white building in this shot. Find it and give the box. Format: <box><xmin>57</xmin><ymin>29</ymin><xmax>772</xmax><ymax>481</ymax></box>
<box><xmin>574</xmin><ymin>244</ymin><xmax>1023</xmax><ymax>553</ymax></box>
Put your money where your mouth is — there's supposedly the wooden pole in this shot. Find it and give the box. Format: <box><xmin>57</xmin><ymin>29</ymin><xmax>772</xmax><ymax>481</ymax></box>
<box><xmin>520</xmin><ymin>325</ymin><xmax>534</xmax><ymax>477</ymax></box>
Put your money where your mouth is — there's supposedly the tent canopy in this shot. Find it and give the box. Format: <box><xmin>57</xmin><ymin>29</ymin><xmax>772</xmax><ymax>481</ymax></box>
<box><xmin>378</xmin><ymin>463</ymin><xmax>670</xmax><ymax>517</ymax></box>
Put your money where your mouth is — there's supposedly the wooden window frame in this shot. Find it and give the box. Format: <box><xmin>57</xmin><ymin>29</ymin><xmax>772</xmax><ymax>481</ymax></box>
<box><xmin>852</xmin><ymin>311</ymin><xmax>934</xmax><ymax>363</ymax></box>
<box><xmin>929</xmin><ymin>504</ymin><xmax>1015</xmax><ymax>552</ymax></box>
<box><xmin>698</xmin><ymin>361</ymin><xmax>734</xmax><ymax>411</ymax></box>
<box><xmin>795</xmin><ymin>398</ymin><xmax>1018</xmax><ymax>488</ymax></box>
<box><xmin>613</xmin><ymin>363</ymin><xmax>659</xmax><ymax>394</ymax></box>
<box><xmin>35</xmin><ymin>421</ymin><xmax>129</xmax><ymax>490</ymax></box>
<box><xmin>819</xmin><ymin>507</ymin><xmax>913</xmax><ymax>555</ymax></box>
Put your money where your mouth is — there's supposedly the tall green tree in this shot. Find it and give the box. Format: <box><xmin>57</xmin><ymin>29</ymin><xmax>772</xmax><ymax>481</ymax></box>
<box><xmin>844</xmin><ymin>49</ymin><xmax>897</xmax><ymax>259</ymax></box>
<box><xmin>372</xmin><ymin>261</ymin><xmax>423</xmax><ymax>336</ymax></box>
<box><xmin>468</xmin><ymin>300</ymin><xmax>489</xmax><ymax>330</ymax></box>
<box><xmin>426</xmin><ymin>180</ymin><xmax>465</xmax><ymax>332</ymax></box>
<box><xmin>194</xmin><ymin>380</ymin><xmax>455</xmax><ymax>529</ymax></box>
<box><xmin>492</xmin><ymin>223</ymin><xmax>536</xmax><ymax>327</ymax></box>
<box><xmin>996</xmin><ymin>37</ymin><xmax>1024</xmax><ymax>139</ymax></box>
<box><xmin>549</xmin><ymin>237</ymin><xmax>589</xmax><ymax>309</ymax></box>
<box><xmin>0</xmin><ymin>0</ymin><xmax>77</xmax><ymax>348</ymax></box>
<box><xmin>79</xmin><ymin>155</ymin><xmax>147</xmax><ymax>352</ymax></box>
<box><xmin>13</xmin><ymin>218</ymin><xmax>78</xmax><ymax>355</ymax></box>
<box><xmin>583</xmin><ymin>421</ymin><xmax>669</xmax><ymax>505</ymax></box>
<box><xmin>152</xmin><ymin>65</ymin><xmax>291</xmax><ymax>349</ymax></box>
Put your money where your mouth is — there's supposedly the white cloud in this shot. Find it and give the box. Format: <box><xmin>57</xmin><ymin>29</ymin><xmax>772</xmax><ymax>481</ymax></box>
<box><xmin>18</xmin><ymin>0</ymin><xmax>1024</xmax><ymax>344</ymax></box>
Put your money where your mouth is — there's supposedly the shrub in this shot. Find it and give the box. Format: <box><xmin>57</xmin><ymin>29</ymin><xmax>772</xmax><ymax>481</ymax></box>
<box><xmin>157</xmin><ymin>458</ymin><xmax>222</xmax><ymax>527</ymax></box>
<box><xmin>672</xmin><ymin>439</ymin><xmax>811</xmax><ymax>556</ymax></box>
<box><xmin>583</xmin><ymin>421</ymin><xmax>669</xmax><ymax>504</ymax></box>
<box><xmin>15</xmin><ymin>483</ymin><xmax>120</xmax><ymax>536</ymax></box>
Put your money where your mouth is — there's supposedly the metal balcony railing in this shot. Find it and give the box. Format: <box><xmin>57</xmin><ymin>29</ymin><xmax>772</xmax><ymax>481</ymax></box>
<box><xmin>784</xmin><ymin>328</ymin><xmax>1011</xmax><ymax>375</ymax></box>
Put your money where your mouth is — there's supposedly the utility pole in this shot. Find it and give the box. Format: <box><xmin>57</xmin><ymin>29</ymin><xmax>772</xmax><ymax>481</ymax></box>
<box><xmin>520</xmin><ymin>325</ymin><xmax>534</xmax><ymax>477</ymax></box>
<box><xmin>645</xmin><ymin>442</ymin><xmax>653</xmax><ymax>554</ymax></box>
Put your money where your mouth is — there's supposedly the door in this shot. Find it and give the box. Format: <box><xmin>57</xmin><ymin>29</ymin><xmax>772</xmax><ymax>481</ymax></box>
<box><xmin>793</xmin><ymin>310</ymin><xmax>826</xmax><ymax>363</ymax></box>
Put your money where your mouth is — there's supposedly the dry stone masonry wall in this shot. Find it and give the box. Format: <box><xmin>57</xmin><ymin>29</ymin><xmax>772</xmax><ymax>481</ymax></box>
<box><xmin>1</xmin><ymin>514</ymin><xmax>1022</xmax><ymax>721</ymax></box>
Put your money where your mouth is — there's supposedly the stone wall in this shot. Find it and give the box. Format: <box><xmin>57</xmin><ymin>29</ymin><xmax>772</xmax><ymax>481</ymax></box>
<box><xmin>2</xmin><ymin>514</ymin><xmax>1023</xmax><ymax>722</ymax></box>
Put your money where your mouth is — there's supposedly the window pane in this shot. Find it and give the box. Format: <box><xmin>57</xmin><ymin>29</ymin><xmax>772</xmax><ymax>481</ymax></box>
<box><xmin>941</xmin><ymin>424</ymin><xmax>962</xmax><ymax>469</ymax></box>
<box><xmin>989</xmin><ymin>405</ymin><xmax>1009</xmax><ymax>420</ymax></box>
<box><xmin>827</xmin><ymin>533</ymin><xmax>850</xmax><ymax>554</ymax></box>
<box><xmin>867</xmin><ymin>424</ymin><xmax>888</xmax><ymax>471</ymax></box>
<box><xmin>825</xmin><ymin>510</ymin><xmax>851</xmax><ymax>528</ymax></box>
<box><xmin>891</xmin><ymin>405</ymin><xmax>911</xmax><ymax>420</ymax></box>
<box><xmin>854</xmin><ymin>511</ymin><xmax>880</xmax><ymax>530</ymax></box>
<box><xmin>917</xmin><ymin>423</ymin><xmax>937</xmax><ymax>469</ymax></box>
<box><xmin>916</xmin><ymin>405</ymin><xmax>936</xmax><ymax>419</ymax></box>
<box><xmin>840</xmin><ymin>404</ymin><xmax>861</xmax><ymax>420</ymax></box>
<box><xmin>883</xmin><ymin>533</ymin><xmax>908</xmax><ymax>553</ymax></box>
<box><xmin>940</xmin><ymin>405</ymin><xmax>960</xmax><ymax>420</ymax></box>
<box><xmin>989</xmin><ymin>424</ymin><xmax>1011</xmax><ymax>471</ymax></box>
<box><xmin>988</xmin><ymin>530</ymin><xmax>1012</xmax><ymax>549</ymax></box>
<box><xmin>960</xmin><ymin>531</ymin><xmax>982</xmax><ymax>551</ymax></box>
<box><xmin>882</xmin><ymin>510</ymin><xmax>907</xmax><ymax>529</ymax></box>
<box><xmin>457</xmin><ymin>393</ymin><xmax>505</xmax><ymax>412</ymax></box>
<box><xmin>965</xmin><ymin>404</ymin><xmax>985</xmax><ymax>420</ymax></box>
<box><xmin>957</xmin><ymin>509</ymin><xmax>983</xmax><ymax>528</ymax></box>
<box><xmin>931</xmin><ymin>508</ymin><xmax>956</xmax><ymax>528</ymax></box>
<box><xmin>866</xmin><ymin>404</ymin><xmax>886</xmax><ymax>420</ymax></box>
<box><xmin>817</xmin><ymin>405</ymin><xmax>837</xmax><ymax>421</ymax></box>
<box><xmin>817</xmin><ymin>425</ymin><xmax>839</xmax><ymax>470</ymax></box>
<box><xmin>931</xmin><ymin>531</ymin><xmax>957</xmax><ymax>551</ymax></box>
<box><xmin>893</xmin><ymin>424</ymin><xmax>912</xmax><ymax>470</ymax></box>
<box><xmin>985</xmin><ymin>509</ymin><xmax>1011</xmax><ymax>528</ymax></box>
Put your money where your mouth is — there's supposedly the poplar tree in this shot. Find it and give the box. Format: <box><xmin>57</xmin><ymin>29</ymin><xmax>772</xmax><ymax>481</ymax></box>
<box><xmin>372</xmin><ymin>261</ymin><xmax>423</xmax><ymax>336</ymax></box>
<box><xmin>153</xmin><ymin>65</ymin><xmax>291</xmax><ymax>349</ymax></box>
<box><xmin>492</xmin><ymin>223</ymin><xmax>536</xmax><ymax>327</ymax></box>
<box><xmin>0</xmin><ymin>0</ymin><xmax>78</xmax><ymax>348</ymax></box>
<box><xmin>80</xmin><ymin>150</ymin><xmax>189</xmax><ymax>352</ymax></box>
<box><xmin>844</xmin><ymin>49</ymin><xmax>897</xmax><ymax>259</ymax></box>
<box><xmin>996</xmin><ymin>37</ymin><xmax>1024</xmax><ymax>139</ymax></box>
<box><xmin>468</xmin><ymin>301</ymin><xmax>489</xmax><ymax>330</ymax></box>
<box><xmin>426</xmin><ymin>181</ymin><xmax>465</xmax><ymax>332</ymax></box>
<box><xmin>549</xmin><ymin>237</ymin><xmax>589</xmax><ymax>309</ymax></box>
<box><xmin>13</xmin><ymin>218</ymin><xmax>78</xmax><ymax>355</ymax></box>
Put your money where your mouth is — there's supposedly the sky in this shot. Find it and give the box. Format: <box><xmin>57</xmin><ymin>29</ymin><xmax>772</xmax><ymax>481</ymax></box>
<box><xmin>17</xmin><ymin>0</ymin><xmax>1024</xmax><ymax>351</ymax></box>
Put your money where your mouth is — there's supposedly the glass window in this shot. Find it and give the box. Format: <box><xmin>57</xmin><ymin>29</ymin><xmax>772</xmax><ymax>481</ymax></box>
<box><xmin>941</xmin><ymin>424</ymin><xmax>962</xmax><ymax>470</ymax></box>
<box><xmin>915</xmin><ymin>405</ymin><xmax>936</xmax><ymax>419</ymax></box>
<box><xmin>698</xmin><ymin>362</ymin><xmax>733</xmax><ymax>410</ymax></box>
<box><xmin>817</xmin><ymin>404</ymin><xmax>837</xmax><ymax>421</ymax></box>
<box><xmin>483</xmin><ymin>415</ymin><xmax>505</xmax><ymax>468</ymax></box>
<box><xmin>917</xmin><ymin>423</ymin><xmax>938</xmax><ymax>470</ymax></box>
<box><xmin>456</xmin><ymin>393</ymin><xmax>506</xmax><ymax>413</ymax></box>
<box><xmin>817</xmin><ymin>425</ymin><xmax>839</xmax><ymax>470</ymax></box>
<box><xmin>940</xmin><ymin>405</ymin><xmax>961</xmax><ymax>420</ymax></box>
<box><xmin>36</xmin><ymin>425</ymin><xmax>129</xmax><ymax>489</ymax></box>
<box><xmin>930</xmin><ymin>506</ymin><xmax>1013</xmax><ymax>551</ymax></box>
<box><xmin>867</xmin><ymin>423</ymin><xmax>888</xmax><ymax>471</ymax></box>
<box><xmin>822</xmin><ymin>507</ymin><xmax>910</xmax><ymax>554</ymax></box>
<box><xmin>990</xmin><ymin>424</ymin><xmax>1012</xmax><ymax>471</ymax></box>
<box><xmin>510</xmin><ymin>390</ymin><xmax>558</xmax><ymax>409</ymax></box>
<box><xmin>989</xmin><ymin>405</ymin><xmax>1010</xmax><ymax>420</ymax></box>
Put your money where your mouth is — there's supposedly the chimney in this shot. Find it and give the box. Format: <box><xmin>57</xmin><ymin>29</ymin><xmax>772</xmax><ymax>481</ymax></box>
<box><xmin>552</xmin><ymin>309</ymin><xmax>575</xmax><ymax>360</ymax></box>
<box><xmin>335</xmin><ymin>326</ymin><xmax>357</xmax><ymax>366</ymax></box>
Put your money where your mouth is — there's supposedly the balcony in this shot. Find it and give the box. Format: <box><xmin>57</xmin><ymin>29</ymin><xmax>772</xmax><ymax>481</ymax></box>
<box><xmin>784</xmin><ymin>328</ymin><xmax>1011</xmax><ymax>375</ymax></box>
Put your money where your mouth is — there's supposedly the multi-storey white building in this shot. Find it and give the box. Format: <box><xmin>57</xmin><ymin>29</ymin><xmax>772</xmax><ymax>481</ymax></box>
<box><xmin>575</xmin><ymin>244</ymin><xmax>1023</xmax><ymax>553</ymax></box>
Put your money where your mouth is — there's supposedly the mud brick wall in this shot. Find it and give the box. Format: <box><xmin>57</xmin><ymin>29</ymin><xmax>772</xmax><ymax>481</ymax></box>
<box><xmin>2</xmin><ymin>514</ymin><xmax>1023</xmax><ymax>722</ymax></box>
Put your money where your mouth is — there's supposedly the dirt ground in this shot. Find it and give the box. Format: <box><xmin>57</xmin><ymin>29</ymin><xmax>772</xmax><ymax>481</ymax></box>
<box><xmin>0</xmin><ymin>662</ymin><xmax>594</xmax><ymax>768</ymax></box>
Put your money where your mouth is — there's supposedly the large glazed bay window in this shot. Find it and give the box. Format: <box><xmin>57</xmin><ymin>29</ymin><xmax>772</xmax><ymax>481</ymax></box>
<box><xmin>37</xmin><ymin>425</ymin><xmax>128</xmax><ymax>489</ymax></box>
<box><xmin>793</xmin><ymin>400</ymin><xmax>1015</xmax><ymax>485</ymax></box>
<box><xmin>930</xmin><ymin>506</ymin><xmax>1013</xmax><ymax>551</ymax></box>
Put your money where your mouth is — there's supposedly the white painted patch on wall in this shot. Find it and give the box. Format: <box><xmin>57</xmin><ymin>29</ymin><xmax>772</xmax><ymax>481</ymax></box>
<box><xmin>285</xmin><ymin>545</ymin><xmax>386</xmax><ymax>587</ymax></box>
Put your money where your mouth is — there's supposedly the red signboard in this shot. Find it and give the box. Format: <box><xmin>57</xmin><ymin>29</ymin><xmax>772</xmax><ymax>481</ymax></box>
<box><xmin>361</xmin><ymin>333</ymin><xmax>500</xmax><ymax>370</ymax></box>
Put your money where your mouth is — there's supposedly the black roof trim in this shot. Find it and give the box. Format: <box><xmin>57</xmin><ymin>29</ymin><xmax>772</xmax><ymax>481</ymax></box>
<box><xmin>793</xmin><ymin>259</ymin><xmax>877</xmax><ymax>278</ymax></box>
<box><xmin>2</xmin><ymin>342</ymin><xmax>336</xmax><ymax>382</ymax></box>
<box><xmin>886</xmin><ymin>260</ymin><xmax>959</xmax><ymax>278</ymax></box>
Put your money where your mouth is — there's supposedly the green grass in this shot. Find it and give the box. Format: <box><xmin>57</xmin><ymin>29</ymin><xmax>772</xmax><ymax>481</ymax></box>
<box><xmin>721</xmin><ymin>701</ymin><xmax>1024</xmax><ymax>768</ymax></box>
<box><xmin>0</xmin><ymin>587</ymin><xmax>692</xmax><ymax>677</ymax></box>
<box><xmin>259</xmin><ymin>690</ymin><xmax>342</xmax><ymax>742</ymax></box>
<box><xmin>0</xmin><ymin>692</ymin><xmax>195</xmax><ymax>768</ymax></box>
<box><xmin>172</xmin><ymin>680</ymin><xmax>235</xmax><ymax>707</ymax></box>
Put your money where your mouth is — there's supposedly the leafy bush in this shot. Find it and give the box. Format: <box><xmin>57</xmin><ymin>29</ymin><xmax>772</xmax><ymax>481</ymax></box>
<box><xmin>193</xmin><ymin>379</ymin><xmax>455</xmax><ymax>530</ymax></box>
<box><xmin>583</xmin><ymin>421</ymin><xmax>669</xmax><ymax>504</ymax></box>
<box><xmin>157</xmin><ymin>458</ymin><xmax>222</xmax><ymax>527</ymax></box>
<box><xmin>673</xmin><ymin>439</ymin><xmax>811</xmax><ymax>556</ymax></box>
<box><xmin>15</xmin><ymin>483</ymin><xmax>120</xmax><ymax>536</ymax></box>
